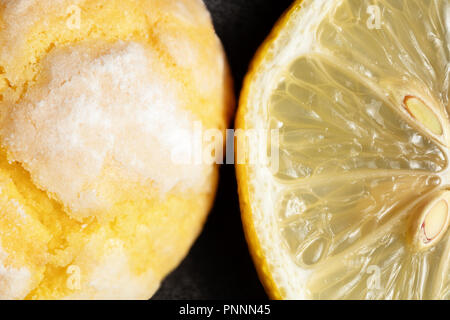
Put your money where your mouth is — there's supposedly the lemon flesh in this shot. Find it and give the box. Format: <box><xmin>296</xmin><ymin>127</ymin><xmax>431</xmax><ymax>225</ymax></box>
<box><xmin>238</xmin><ymin>0</ymin><xmax>449</xmax><ymax>299</ymax></box>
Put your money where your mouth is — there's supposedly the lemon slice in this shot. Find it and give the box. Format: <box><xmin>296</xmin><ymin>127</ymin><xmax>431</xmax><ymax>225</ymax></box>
<box><xmin>236</xmin><ymin>0</ymin><xmax>449</xmax><ymax>300</ymax></box>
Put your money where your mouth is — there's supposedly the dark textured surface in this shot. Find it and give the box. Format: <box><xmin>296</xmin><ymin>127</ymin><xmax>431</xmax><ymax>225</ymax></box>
<box><xmin>152</xmin><ymin>0</ymin><xmax>292</xmax><ymax>300</ymax></box>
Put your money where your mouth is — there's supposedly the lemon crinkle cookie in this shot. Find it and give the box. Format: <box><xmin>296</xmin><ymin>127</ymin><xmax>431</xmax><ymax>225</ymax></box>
<box><xmin>0</xmin><ymin>0</ymin><xmax>233</xmax><ymax>299</ymax></box>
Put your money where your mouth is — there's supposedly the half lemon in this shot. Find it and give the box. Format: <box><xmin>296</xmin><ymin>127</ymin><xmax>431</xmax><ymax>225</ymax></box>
<box><xmin>236</xmin><ymin>0</ymin><xmax>449</xmax><ymax>300</ymax></box>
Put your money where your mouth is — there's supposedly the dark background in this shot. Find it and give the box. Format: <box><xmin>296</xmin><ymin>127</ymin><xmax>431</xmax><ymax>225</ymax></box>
<box><xmin>152</xmin><ymin>0</ymin><xmax>292</xmax><ymax>300</ymax></box>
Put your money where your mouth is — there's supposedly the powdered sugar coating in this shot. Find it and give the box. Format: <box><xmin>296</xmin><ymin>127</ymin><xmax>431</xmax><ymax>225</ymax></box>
<box><xmin>1</xmin><ymin>41</ymin><xmax>211</xmax><ymax>219</ymax></box>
